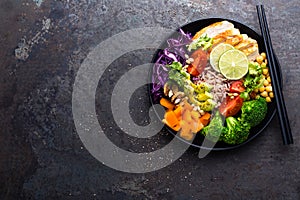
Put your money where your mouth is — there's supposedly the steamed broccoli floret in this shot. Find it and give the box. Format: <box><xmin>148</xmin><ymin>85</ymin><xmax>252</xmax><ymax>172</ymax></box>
<box><xmin>201</xmin><ymin>111</ymin><xmax>224</xmax><ymax>142</ymax></box>
<box><xmin>222</xmin><ymin>117</ymin><xmax>251</xmax><ymax>145</ymax></box>
<box><xmin>240</xmin><ymin>97</ymin><xmax>268</xmax><ymax>127</ymax></box>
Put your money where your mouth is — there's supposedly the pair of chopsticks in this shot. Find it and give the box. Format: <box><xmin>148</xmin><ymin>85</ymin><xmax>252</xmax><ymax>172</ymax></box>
<box><xmin>256</xmin><ymin>5</ymin><xmax>293</xmax><ymax>145</ymax></box>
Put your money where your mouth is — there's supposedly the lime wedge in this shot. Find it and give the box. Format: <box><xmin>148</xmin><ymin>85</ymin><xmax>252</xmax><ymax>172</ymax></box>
<box><xmin>209</xmin><ymin>43</ymin><xmax>235</xmax><ymax>72</ymax></box>
<box><xmin>219</xmin><ymin>49</ymin><xmax>249</xmax><ymax>80</ymax></box>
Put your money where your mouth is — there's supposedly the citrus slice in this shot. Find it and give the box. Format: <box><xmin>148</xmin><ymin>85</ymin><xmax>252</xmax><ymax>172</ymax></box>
<box><xmin>218</xmin><ymin>49</ymin><xmax>249</xmax><ymax>80</ymax></box>
<box><xmin>209</xmin><ymin>43</ymin><xmax>235</xmax><ymax>72</ymax></box>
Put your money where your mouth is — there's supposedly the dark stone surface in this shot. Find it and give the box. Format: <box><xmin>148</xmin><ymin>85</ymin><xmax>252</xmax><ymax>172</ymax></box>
<box><xmin>0</xmin><ymin>0</ymin><xmax>299</xmax><ymax>199</ymax></box>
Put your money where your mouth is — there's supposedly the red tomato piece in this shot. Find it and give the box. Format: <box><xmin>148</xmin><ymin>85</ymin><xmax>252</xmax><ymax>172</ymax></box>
<box><xmin>230</xmin><ymin>80</ymin><xmax>245</xmax><ymax>93</ymax></box>
<box><xmin>187</xmin><ymin>65</ymin><xmax>200</xmax><ymax>76</ymax></box>
<box><xmin>188</xmin><ymin>49</ymin><xmax>208</xmax><ymax>76</ymax></box>
<box><xmin>219</xmin><ymin>96</ymin><xmax>244</xmax><ymax>117</ymax></box>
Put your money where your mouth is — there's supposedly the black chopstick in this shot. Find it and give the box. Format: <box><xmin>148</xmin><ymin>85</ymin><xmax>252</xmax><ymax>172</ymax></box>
<box><xmin>256</xmin><ymin>5</ymin><xmax>293</xmax><ymax>145</ymax></box>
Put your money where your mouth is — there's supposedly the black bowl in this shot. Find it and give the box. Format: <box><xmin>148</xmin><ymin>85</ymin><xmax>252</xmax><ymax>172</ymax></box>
<box><xmin>149</xmin><ymin>18</ymin><xmax>281</xmax><ymax>150</ymax></box>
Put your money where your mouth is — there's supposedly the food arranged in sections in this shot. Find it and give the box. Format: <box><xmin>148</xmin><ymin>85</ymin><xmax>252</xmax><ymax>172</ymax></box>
<box><xmin>152</xmin><ymin>21</ymin><xmax>274</xmax><ymax>144</ymax></box>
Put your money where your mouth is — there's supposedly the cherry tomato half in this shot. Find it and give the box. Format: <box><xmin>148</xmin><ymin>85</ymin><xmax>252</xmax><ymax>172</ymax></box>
<box><xmin>187</xmin><ymin>65</ymin><xmax>200</xmax><ymax>76</ymax></box>
<box><xmin>219</xmin><ymin>96</ymin><xmax>244</xmax><ymax>117</ymax></box>
<box><xmin>187</xmin><ymin>49</ymin><xmax>208</xmax><ymax>76</ymax></box>
<box><xmin>230</xmin><ymin>80</ymin><xmax>245</xmax><ymax>93</ymax></box>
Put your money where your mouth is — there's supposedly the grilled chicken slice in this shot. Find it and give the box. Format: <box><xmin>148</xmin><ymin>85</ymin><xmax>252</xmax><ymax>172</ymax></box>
<box><xmin>212</xmin><ymin>34</ymin><xmax>243</xmax><ymax>47</ymax></box>
<box><xmin>234</xmin><ymin>37</ymin><xmax>257</xmax><ymax>50</ymax></box>
<box><xmin>243</xmin><ymin>45</ymin><xmax>260</xmax><ymax>61</ymax></box>
<box><xmin>193</xmin><ymin>21</ymin><xmax>239</xmax><ymax>39</ymax></box>
<box><xmin>193</xmin><ymin>21</ymin><xmax>260</xmax><ymax>61</ymax></box>
<box><xmin>233</xmin><ymin>37</ymin><xmax>259</xmax><ymax>60</ymax></box>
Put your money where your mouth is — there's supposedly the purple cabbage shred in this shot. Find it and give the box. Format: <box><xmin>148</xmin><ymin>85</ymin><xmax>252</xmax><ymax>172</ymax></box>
<box><xmin>151</xmin><ymin>29</ymin><xmax>192</xmax><ymax>103</ymax></box>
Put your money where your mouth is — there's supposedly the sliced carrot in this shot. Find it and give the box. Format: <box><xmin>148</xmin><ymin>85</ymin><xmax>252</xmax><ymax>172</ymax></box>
<box><xmin>172</xmin><ymin>123</ymin><xmax>181</xmax><ymax>132</ymax></box>
<box><xmin>200</xmin><ymin>119</ymin><xmax>209</xmax><ymax>127</ymax></box>
<box><xmin>162</xmin><ymin>101</ymin><xmax>207</xmax><ymax>139</ymax></box>
<box><xmin>173</xmin><ymin>106</ymin><xmax>183</xmax><ymax>119</ymax></box>
<box><xmin>200</xmin><ymin>112</ymin><xmax>211</xmax><ymax>126</ymax></box>
<box><xmin>201</xmin><ymin>112</ymin><xmax>211</xmax><ymax>120</ymax></box>
<box><xmin>160</xmin><ymin>98</ymin><xmax>175</xmax><ymax>110</ymax></box>
<box><xmin>163</xmin><ymin>119</ymin><xmax>181</xmax><ymax>132</ymax></box>
<box><xmin>164</xmin><ymin>110</ymin><xmax>179</xmax><ymax>128</ymax></box>
<box><xmin>196</xmin><ymin>120</ymin><xmax>204</xmax><ymax>132</ymax></box>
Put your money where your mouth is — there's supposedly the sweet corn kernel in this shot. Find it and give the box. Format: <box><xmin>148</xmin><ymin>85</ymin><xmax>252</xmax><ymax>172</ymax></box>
<box><xmin>266</xmin><ymin>97</ymin><xmax>272</xmax><ymax>102</ymax></box>
<box><xmin>261</xmin><ymin>91</ymin><xmax>268</xmax><ymax>97</ymax></box>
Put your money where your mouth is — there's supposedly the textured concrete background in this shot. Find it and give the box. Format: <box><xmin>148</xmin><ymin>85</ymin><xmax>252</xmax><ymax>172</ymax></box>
<box><xmin>0</xmin><ymin>0</ymin><xmax>299</xmax><ymax>199</ymax></box>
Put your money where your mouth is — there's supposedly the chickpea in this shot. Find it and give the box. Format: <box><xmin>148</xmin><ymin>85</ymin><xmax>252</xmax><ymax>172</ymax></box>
<box><xmin>254</xmin><ymin>88</ymin><xmax>259</xmax><ymax>93</ymax></box>
<box><xmin>267</xmin><ymin>76</ymin><xmax>271</xmax><ymax>83</ymax></box>
<box><xmin>256</xmin><ymin>55</ymin><xmax>264</xmax><ymax>64</ymax></box>
<box><xmin>263</xmin><ymin>79</ymin><xmax>269</xmax><ymax>86</ymax></box>
<box><xmin>261</xmin><ymin>62</ymin><xmax>267</xmax><ymax>68</ymax></box>
<box><xmin>266</xmin><ymin>86</ymin><xmax>273</xmax><ymax>92</ymax></box>
<box><xmin>264</xmin><ymin>59</ymin><xmax>268</xmax><ymax>65</ymax></box>
<box><xmin>261</xmin><ymin>91</ymin><xmax>268</xmax><ymax>97</ymax></box>
<box><xmin>266</xmin><ymin>97</ymin><xmax>272</xmax><ymax>102</ymax></box>
<box><xmin>269</xmin><ymin>92</ymin><xmax>274</xmax><ymax>98</ymax></box>
<box><xmin>261</xmin><ymin>52</ymin><xmax>266</xmax><ymax>60</ymax></box>
<box><xmin>259</xmin><ymin>87</ymin><xmax>265</xmax><ymax>92</ymax></box>
<box><xmin>262</xmin><ymin>68</ymin><xmax>269</xmax><ymax>75</ymax></box>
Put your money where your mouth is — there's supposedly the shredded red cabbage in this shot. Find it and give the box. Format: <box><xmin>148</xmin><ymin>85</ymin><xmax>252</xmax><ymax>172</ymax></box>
<box><xmin>151</xmin><ymin>29</ymin><xmax>192</xmax><ymax>103</ymax></box>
